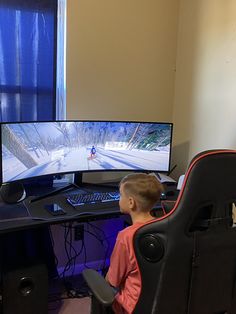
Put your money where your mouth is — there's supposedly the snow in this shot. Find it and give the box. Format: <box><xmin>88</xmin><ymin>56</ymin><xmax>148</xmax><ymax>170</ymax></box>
<box><xmin>3</xmin><ymin>146</ymin><xmax>170</xmax><ymax>182</ymax></box>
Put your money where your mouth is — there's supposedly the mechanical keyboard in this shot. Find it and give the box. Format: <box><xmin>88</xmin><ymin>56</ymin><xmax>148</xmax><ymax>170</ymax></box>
<box><xmin>66</xmin><ymin>191</ymin><xmax>120</xmax><ymax>207</ymax></box>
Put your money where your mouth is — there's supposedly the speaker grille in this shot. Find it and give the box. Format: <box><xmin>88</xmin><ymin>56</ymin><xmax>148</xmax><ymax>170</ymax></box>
<box><xmin>2</xmin><ymin>264</ymin><xmax>48</xmax><ymax>314</ymax></box>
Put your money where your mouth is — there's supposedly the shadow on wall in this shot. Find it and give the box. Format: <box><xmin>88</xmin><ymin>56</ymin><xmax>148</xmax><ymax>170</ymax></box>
<box><xmin>171</xmin><ymin>141</ymin><xmax>190</xmax><ymax>181</ymax></box>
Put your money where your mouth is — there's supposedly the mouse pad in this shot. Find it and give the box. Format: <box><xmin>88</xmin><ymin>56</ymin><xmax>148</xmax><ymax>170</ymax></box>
<box><xmin>23</xmin><ymin>195</ymin><xmax>83</xmax><ymax>221</ymax></box>
<box><xmin>23</xmin><ymin>194</ymin><xmax>119</xmax><ymax>221</ymax></box>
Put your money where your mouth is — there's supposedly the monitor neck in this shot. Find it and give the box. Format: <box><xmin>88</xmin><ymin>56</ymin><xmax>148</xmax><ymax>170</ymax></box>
<box><xmin>74</xmin><ymin>172</ymin><xmax>83</xmax><ymax>186</ymax></box>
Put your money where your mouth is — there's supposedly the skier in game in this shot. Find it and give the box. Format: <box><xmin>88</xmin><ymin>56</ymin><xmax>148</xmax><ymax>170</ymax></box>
<box><xmin>90</xmin><ymin>145</ymin><xmax>96</xmax><ymax>158</ymax></box>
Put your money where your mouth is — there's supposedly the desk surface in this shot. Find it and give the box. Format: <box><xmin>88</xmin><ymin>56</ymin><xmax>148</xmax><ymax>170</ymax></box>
<box><xmin>0</xmin><ymin>184</ymin><xmax>122</xmax><ymax>234</ymax></box>
<box><xmin>0</xmin><ymin>183</ymin><xmax>178</xmax><ymax>234</ymax></box>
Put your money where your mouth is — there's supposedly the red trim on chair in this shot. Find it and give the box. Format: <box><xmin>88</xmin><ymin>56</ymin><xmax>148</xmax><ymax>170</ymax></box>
<box><xmin>131</xmin><ymin>149</ymin><xmax>236</xmax><ymax>311</ymax></box>
<box><xmin>152</xmin><ymin>149</ymin><xmax>236</xmax><ymax>223</ymax></box>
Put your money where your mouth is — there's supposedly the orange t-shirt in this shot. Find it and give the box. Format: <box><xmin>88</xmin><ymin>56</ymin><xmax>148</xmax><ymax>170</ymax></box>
<box><xmin>106</xmin><ymin>222</ymin><xmax>145</xmax><ymax>314</ymax></box>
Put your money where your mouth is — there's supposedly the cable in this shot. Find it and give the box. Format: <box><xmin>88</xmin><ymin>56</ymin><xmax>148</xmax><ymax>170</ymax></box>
<box><xmin>87</xmin><ymin>221</ymin><xmax>106</xmax><ymax>239</ymax></box>
<box><xmin>61</xmin><ymin>224</ymin><xmax>80</xmax><ymax>279</ymax></box>
<box><xmin>55</xmin><ymin>221</ymin><xmax>120</xmax><ymax>298</ymax></box>
<box><xmin>85</xmin><ymin>223</ymin><xmax>111</xmax><ymax>273</ymax></box>
<box><xmin>59</xmin><ymin>223</ymin><xmax>87</xmax><ymax>298</ymax></box>
<box><xmin>168</xmin><ymin>164</ymin><xmax>177</xmax><ymax>176</ymax></box>
<box><xmin>48</xmin><ymin>226</ymin><xmax>59</xmax><ymax>276</ymax></box>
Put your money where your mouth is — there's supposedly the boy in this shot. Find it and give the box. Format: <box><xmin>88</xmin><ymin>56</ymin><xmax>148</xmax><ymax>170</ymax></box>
<box><xmin>105</xmin><ymin>173</ymin><xmax>163</xmax><ymax>314</ymax></box>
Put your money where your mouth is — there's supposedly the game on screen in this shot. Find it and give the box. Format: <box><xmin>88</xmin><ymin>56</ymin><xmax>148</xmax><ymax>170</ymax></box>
<box><xmin>1</xmin><ymin>121</ymin><xmax>172</xmax><ymax>183</ymax></box>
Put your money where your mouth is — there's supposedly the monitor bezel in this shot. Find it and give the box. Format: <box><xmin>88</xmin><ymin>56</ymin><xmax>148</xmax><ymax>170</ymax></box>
<box><xmin>0</xmin><ymin>119</ymin><xmax>173</xmax><ymax>184</ymax></box>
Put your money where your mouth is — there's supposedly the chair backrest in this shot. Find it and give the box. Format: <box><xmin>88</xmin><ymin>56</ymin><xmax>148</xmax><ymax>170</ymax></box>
<box><xmin>133</xmin><ymin>150</ymin><xmax>236</xmax><ymax>314</ymax></box>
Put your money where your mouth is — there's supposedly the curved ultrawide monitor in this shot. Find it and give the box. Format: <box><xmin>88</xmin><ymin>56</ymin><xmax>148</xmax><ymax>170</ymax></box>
<box><xmin>0</xmin><ymin>120</ymin><xmax>173</xmax><ymax>184</ymax></box>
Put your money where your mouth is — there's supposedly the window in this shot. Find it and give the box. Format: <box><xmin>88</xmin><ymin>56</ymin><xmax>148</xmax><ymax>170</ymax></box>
<box><xmin>56</xmin><ymin>0</ymin><xmax>66</xmax><ymax>120</ymax></box>
<box><xmin>0</xmin><ymin>0</ymin><xmax>66</xmax><ymax>122</ymax></box>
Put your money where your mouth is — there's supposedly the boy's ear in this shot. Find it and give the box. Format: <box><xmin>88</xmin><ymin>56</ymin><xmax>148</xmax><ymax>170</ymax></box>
<box><xmin>128</xmin><ymin>196</ymin><xmax>135</xmax><ymax>209</ymax></box>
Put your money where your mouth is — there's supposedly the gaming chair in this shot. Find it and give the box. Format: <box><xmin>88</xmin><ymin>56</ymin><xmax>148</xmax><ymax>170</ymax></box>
<box><xmin>83</xmin><ymin>149</ymin><xmax>236</xmax><ymax>314</ymax></box>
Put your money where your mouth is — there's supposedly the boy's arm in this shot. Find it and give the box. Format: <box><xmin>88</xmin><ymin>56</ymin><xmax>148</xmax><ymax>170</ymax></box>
<box><xmin>106</xmin><ymin>237</ymin><xmax>129</xmax><ymax>288</ymax></box>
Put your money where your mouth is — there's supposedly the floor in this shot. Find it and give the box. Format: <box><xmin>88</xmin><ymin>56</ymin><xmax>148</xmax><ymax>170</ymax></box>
<box><xmin>49</xmin><ymin>297</ymin><xmax>91</xmax><ymax>314</ymax></box>
<box><xmin>48</xmin><ymin>274</ymin><xmax>91</xmax><ymax>314</ymax></box>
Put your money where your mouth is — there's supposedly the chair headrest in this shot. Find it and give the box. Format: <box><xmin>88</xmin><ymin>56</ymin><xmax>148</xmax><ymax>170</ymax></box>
<box><xmin>150</xmin><ymin>150</ymin><xmax>236</xmax><ymax>232</ymax></box>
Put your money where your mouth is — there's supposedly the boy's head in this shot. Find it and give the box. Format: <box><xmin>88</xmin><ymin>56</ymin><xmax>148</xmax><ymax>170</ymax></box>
<box><xmin>119</xmin><ymin>173</ymin><xmax>163</xmax><ymax>214</ymax></box>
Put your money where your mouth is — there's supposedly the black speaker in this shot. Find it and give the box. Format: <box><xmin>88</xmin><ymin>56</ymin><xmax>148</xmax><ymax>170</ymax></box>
<box><xmin>2</xmin><ymin>264</ymin><xmax>48</xmax><ymax>314</ymax></box>
<box><xmin>0</xmin><ymin>182</ymin><xmax>26</xmax><ymax>204</ymax></box>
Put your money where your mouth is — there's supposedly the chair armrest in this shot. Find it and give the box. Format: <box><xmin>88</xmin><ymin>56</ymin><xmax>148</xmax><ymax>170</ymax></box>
<box><xmin>82</xmin><ymin>269</ymin><xmax>116</xmax><ymax>307</ymax></box>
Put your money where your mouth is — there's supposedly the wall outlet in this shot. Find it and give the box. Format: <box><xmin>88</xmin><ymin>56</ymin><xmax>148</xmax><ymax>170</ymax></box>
<box><xmin>74</xmin><ymin>224</ymin><xmax>84</xmax><ymax>241</ymax></box>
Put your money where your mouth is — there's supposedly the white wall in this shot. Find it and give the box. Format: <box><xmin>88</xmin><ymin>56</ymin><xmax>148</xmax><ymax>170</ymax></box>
<box><xmin>173</xmin><ymin>0</ymin><xmax>236</xmax><ymax>177</ymax></box>
<box><xmin>66</xmin><ymin>0</ymin><xmax>179</xmax><ymax>122</ymax></box>
<box><xmin>66</xmin><ymin>0</ymin><xmax>236</xmax><ymax>180</ymax></box>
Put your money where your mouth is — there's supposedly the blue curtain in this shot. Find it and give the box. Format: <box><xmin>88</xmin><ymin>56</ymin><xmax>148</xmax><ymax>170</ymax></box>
<box><xmin>0</xmin><ymin>1</ymin><xmax>58</xmax><ymax>276</ymax></box>
<box><xmin>0</xmin><ymin>0</ymin><xmax>57</xmax><ymax>122</ymax></box>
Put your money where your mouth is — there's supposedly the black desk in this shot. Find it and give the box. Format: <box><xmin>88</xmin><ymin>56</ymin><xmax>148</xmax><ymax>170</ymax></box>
<box><xmin>0</xmin><ymin>182</ymin><xmax>178</xmax><ymax>314</ymax></box>
<box><xmin>0</xmin><ymin>184</ymin><xmax>125</xmax><ymax>314</ymax></box>
<box><xmin>0</xmin><ymin>182</ymin><xmax>178</xmax><ymax>233</ymax></box>
<box><xmin>0</xmin><ymin>184</ymin><xmax>122</xmax><ymax>234</ymax></box>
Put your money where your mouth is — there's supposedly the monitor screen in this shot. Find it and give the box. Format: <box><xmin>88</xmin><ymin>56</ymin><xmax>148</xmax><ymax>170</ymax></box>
<box><xmin>0</xmin><ymin>120</ymin><xmax>173</xmax><ymax>183</ymax></box>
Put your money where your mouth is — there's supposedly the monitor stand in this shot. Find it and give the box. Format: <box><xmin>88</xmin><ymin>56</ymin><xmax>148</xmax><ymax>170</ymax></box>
<box><xmin>74</xmin><ymin>172</ymin><xmax>83</xmax><ymax>186</ymax></box>
<box><xmin>29</xmin><ymin>172</ymin><xmax>84</xmax><ymax>204</ymax></box>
